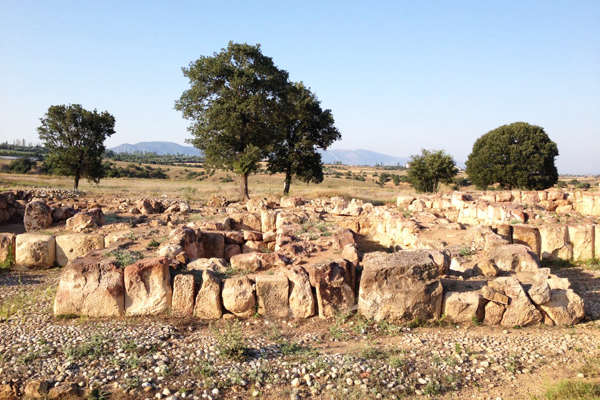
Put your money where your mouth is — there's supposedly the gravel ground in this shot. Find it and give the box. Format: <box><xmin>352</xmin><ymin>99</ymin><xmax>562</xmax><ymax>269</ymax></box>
<box><xmin>1</xmin><ymin>268</ymin><xmax>600</xmax><ymax>400</ymax></box>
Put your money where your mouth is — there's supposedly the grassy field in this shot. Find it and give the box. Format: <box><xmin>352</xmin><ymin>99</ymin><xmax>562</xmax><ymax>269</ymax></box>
<box><xmin>0</xmin><ymin>159</ymin><xmax>414</xmax><ymax>204</ymax></box>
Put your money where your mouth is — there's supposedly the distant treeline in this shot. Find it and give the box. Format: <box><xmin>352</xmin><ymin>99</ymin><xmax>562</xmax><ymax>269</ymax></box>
<box><xmin>104</xmin><ymin>150</ymin><xmax>204</xmax><ymax>166</ymax></box>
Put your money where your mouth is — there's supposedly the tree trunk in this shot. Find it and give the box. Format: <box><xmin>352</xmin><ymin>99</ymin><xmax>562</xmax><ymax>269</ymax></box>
<box><xmin>240</xmin><ymin>173</ymin><xmax>250</xmax><ymax>200</ymax></box>
<box><xmin>74</xmin><ymin>174</ymin><xmax>80</xmax><ymax>190</ymax></box>
<box><xmin>283</xmin><ymin>170</ymin><xmax>292</xmax><ymax>195</ymax></box>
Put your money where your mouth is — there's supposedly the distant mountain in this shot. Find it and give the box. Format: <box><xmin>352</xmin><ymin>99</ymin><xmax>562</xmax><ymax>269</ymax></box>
<box><xmin>320</xmin><ymin>149</ymin><xmax>409</xmax><ymax>166</ymax></box>
<box><xmin>109</xmin><ymin>142</ymin><xmax>201</xmax><ymax>156</ymax></box>
<box><xmin>109</xmin><ymin>142</ymin><xmax>410</xmax><ymax>166</ymax></box>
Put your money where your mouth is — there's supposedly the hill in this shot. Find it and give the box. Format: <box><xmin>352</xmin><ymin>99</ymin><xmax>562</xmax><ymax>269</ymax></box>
<box><xmin>109</xmin><ymin>142</ymin><xmax>202</xmax><ymax>156</ymax></box>
<box><xmin>320</xmin><ymin>149</ymin><xmax>409</xmax><ymax>166</ymax></box>
<box><xmin>109</xmin><ymin>142</ymin><xmax>411</xmax><ymax>166</ymax></box>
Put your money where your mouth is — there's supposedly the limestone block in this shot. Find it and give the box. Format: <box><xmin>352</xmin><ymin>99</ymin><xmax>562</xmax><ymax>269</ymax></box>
<box><xmin>224</xmin><ymin>244</ymin><xmax>242</xmax><ymax>261</ymax></box>
<box><xmin>201</xmin><ymin>232</ymin><xmax>225</xmax><ymax>259</ymax></box>
<box><xmin>568</xmin><ymin>225</ymin><xmax>595</xmax><ymax>261</ymax></box>
<box><xmin>484</xmin><ymin>301</ymin><xmax>505</xmax><ymax>325</ymax></box>
<box><xmin>187</xmin><ymin>257</ymin><xmax>228</xmax><ymax>273</ymax></box>
<box><xmin>539</xmin><ymin>225</ymin><xmax>572</xmax><ymax>260</ymax></box>
<box><xmin>194</xmin><ymin>270</ymin><xmax>222</xmax><ymax>320</ymax></box>
<box><xmin>596</xmin><ymin>225</ymin><xmax>600</xmax><ymax>259</ymax></box>
<box><xmin>358</xmin><ymin>251</ymin><xmax>443</xmax><ymax>323</ymax></box>
<box><xmin>255</xmin><ymin>275</ymin><xmax>289</xmax><ymax>318</ymax></box>
<box><xmin>172</xmin><ymin>274</ymin><xmax>195</xmax><ymax>318</ymax></box>
<box><xmin>124</xmin><ymin>257</ymin><xmax>172</xmax><ymax>316</ymax></box>
<box><xmin>488</xmin><ymin>277</ymin><xmax>542</xmax><ymax>327</ymax></box>
<box><xmin>0</xmin><ymin>233</ymin><xmax>15</xmax><ymax>265</ymax></box>
<box><xmin>276</xmin><ymin>265</ymin><xmax>315</xmax><ymax>319</ymax></box>
<box><xmin>230</xmin><ymin>252</ymin><xmax>289</xmax><ymax>272</ymax></box>
<box><xmin>54</xmin><ymin>255</ymin><xmax>124</xmax><ymax>317</ymax></box>
<box><xmin>104</xmin><ymin>231</ymin><xmax>133</xmax><ymax>247</ymax></box>
<box><xmin>261</xmin><ymin>210</ymin><xmax>278</xmax><ymax>232</ymax></box>
<box><xmin>55</xmin><ymin>234</ymin><xmax>105</xmax><ymax>266</ymax></box>
<box><xmin>488</xmin><ymin>244</ymin><xmax>540</xmax><ymax>272</ymax></box>
<box><xmin>23</xmin><ymin>201</ymin><xmax>53</xmax><ymax>232</ymax></box>
<box><xmin>66</xmin><ymin>208</ymin><xmax>105</xmax><ymax>232</ymax></box>
<box><xmin>512</xmin><ymin>225</ymin><xmax>541</xmax><ymax>258</ymax></box>
<box><xmin>443</xmin><ymin>291</ymin><xmax>484</xmax><ymax>323</ymax></box>
<box><xmin>15</xmin><ymin>233</ymin><xmax>56</xmax><ymax>268</ymax></box>
<box><xmin>222</xmin><ymin>276</ymin><xmax>255</xmax><ymax>318</ymax></box>
<box><xmin>306</xmin><ymin>259</ymin><xmax>356</xmax><ymax>319</ymax></box>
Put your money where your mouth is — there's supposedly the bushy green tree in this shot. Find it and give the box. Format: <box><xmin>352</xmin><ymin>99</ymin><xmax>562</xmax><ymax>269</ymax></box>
<box><xmin>267</xmin><ymin>82</ymin><xmax>340</xmax><ymax>195</ymax></box>
<box><xmin>8</xmin><ymin>158</ymin><xmax>36</xmax><ymax>174</ymax></box>
<box><xmin>407</xmin><ymin>149</ymin><xmax>458</xmax><ymax>193</ymax></box>
<box><xmin>38</xmin><ymin>104</ymin><xmax>115</xmax><ymax>189</ymax></box>
<box><xmin>175</xmin><ymin>42</ymin><xmax>289</xmax><ymax>200</ymax></box>
<box><xmin>465</xmin><ymin>122</ymin><xmax>558</xmax><ymax>190</ymax></box>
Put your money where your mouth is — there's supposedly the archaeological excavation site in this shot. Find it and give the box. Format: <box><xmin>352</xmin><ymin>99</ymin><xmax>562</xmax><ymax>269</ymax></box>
<box><xmin>1</xmin><ymin>188</ymin><xmax>600</xmax><ymax>400</ymax></box>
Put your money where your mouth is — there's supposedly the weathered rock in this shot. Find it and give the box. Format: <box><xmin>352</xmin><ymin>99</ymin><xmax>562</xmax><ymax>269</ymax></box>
<box><xmin>230</xmin><ymin>252</ymin><xmax>289</xmax><ymax>272</ymax></box>
<box><xmin>255</xmin><ymin>274</ymin><xmax>289</xmax><ymax>318</ymax></box>
<box><xmin>443</xmin><ymin>291</ymin><xmax>484</xmax><ymax>323</ymax></box>
<box><xmin>242</xmin><ymin>240</ymin><xmax>266</xmax><ymax>253</ymax></box>
<box><xmin>103</xmin><ymin>231</ymin><xmax>132</xmax><ymax>247</ymax></box>
<box><xmin>15</xmin><ymin>233</ymin><xmax>56</xmax><ymax>268</ymax></box>
<box><xmin>333</xmin><ymin>229</ymin><xmax>355</xmax><ymax>249</ymax></box>
<box><xmin>201</xmin><ymin>232</ymin><xmax>225</xmax><ymax>259</ymax></box>
<box><xmin>222</xmin><ymin>276</ymin><xmax>255</xmax><ymax>318</ymax></box>
<box><xmin>473</xmin><ymin>259</ymin><xmax>499</xmax><ymax>277</ymax></box>
<box><xmin>224</xmin><ymin>231</ymin><xmax>245</xmax><ymax>245</ymax></box>
<box><xmin>568</xmin><ymin>225</ymin><xmax>595</xmax><ymax>261</ymax></box>
<box><xmin>66</xmin><ymin>208</ymin><xmax>105</xmax><ymax>232</ymax></box>
<box><xmin>488</xmin><ymin>277</ymin><xmax>542</xmax><ymax>327</ymax></box>
<box><xmin>137</xmin><ymin>199</ymin><xmax>158</xmax><ymax>214</ymax></box>
<box><xmin>539</xmin><ymin>225</ymin><xmax>572</xmax><ymax>260</ymax></box>
<box><xmin>187</xmin><ymin>257</ymin><xmax>228</xmax><ymax>273</ymax></box>
<box><xmin>24</xmin><ymin>201</ymin><xmax>53</xmax><ymax>232</ymax></box>
<box><xmin>596</xmin><ymin>225</ymin><xmax>600</xmax><ymax>259</ymax></box>
<box><xmin>512</xmin><ymin>225</ymin><xmax>541</xmax><ymax>257</ymax></box>
<box><xmin>358</xmin><ymin>251</ymin><xmax>443</xmax><ymax>322</ymax></box>
<box><xmin>481</xmin><ymin>285</ymin><xmax>509</xmax><ymax>304</ymax></box>
<box><xmin>169</xmin><ymin>226</ymin><xmax>201</xmax><ymax>259</ymax></box>
<box><xmin>484</xmin><ymin>301</ymin><xmax>505</xmax><ymax>325</ymax></box>
<box><xmin>224</xmin><ymin>244</ymin><xmax>242</xmax><ymax>261</ymax></box>
<box><xmin>194</xmin><ymin>270</ymin><xmax>222</xmax><ymax>320</ymax></box>
<box><xmin>55</xmin><ymin>233</ymin><xmax>105</xmax><ymax>266</ymax></box>
<box><xmin>231</xmin><ymin>212</ymin><xmax>262</xmax><ymax>231</ymax></box>
<box><xmin>246</xmin><ymin>198</ymin><xmax>268</xmax><ymax>213</ymax></box>
<box><xmin>261</xmin><ymin>210</ymin><xmax>278</xmax><ymax>232</ymax></box>
<box><xmin>488</xmin><ymin>244</ymin><xmax>540</xmax><ymax>272</ymax></box>
<box><xmin>281</xmin><ymin>197</ymin><xmax>304</xmax><ymax>207</ymax></box>
<box><xmin>157</xmin><ymin>243</ymin><xmax>184</xmax><ymax>259</ymax></box>
<box><xmin>243</xmin><ymin>230</ymin><xmax>263</xmax><ymax>241</ymax></box>
<box><xmin>342</xmin><ymin>243</ymin><xmax>360</xmax><ymax>266</ymax></box>
<box><xmin>422</xmin><ymin>249</ymin><xmax>451</xmax><ymax>275</ymax></box>
<box><xmin>54</xmin><ymin>255</ymin><xmax>124</xmax><ymax>317</ymax></box>
<box><xmin>495</xmin><ymin>224</ymin><xmax>512</xmax><ymax>242</ymax></box>
<box><xmin>0</xmin><ymin>233</ymin><xmax>15</xmax><ymax>265</ymax></box>
<box><xmin>207</xmin><ymin>194</ymin><xmax>228</xmax><ymax>207</ymax></box>
<box><xmin>0</xmin><ymin>382</ymin><xmax>18</xmax><ymax>400</ymax></box>
<box><xmin>397</xmin><ymin>196</ymin><xmax>415</xmax><ymax>209</ymax></box>
<box><xmin>51</xmin><ymin>206</ymin><xmax>75</xmax><ymax>222</ymax></box>
<box><xmin>305</xmin><ymin>259</ymin><xmax>355</xmax><ymax>319</ymax></box>
<box><xmin>528</xmin><ymin>280</ymin><xmax>551</xmax><ymax>305</ymax></box>
<box><xmin>24</xmin><ymin>379</ymin><xmax>49</xmax><ymax>399</ymax></box>
<box><xmin>449</xmin><ymin>257</ymin><xmax>474</xmax><ymax>278</ymax></box>
<box><xmin>536</xmin><ymin>272</ymin><xmax>585</xmax><ymax>325</ymax></box>
<box><xmin>47</xmin><ymin>383</ymin><xmax>84</xmax><ymax>400</ymax></box>
<box><xmin>172</xmin><ymin>274</ymin><xmax>195</xmax><ymax>318</ymax></box>
<box><xmin>124</xmin><ymin>257</ymin><xmax>172</xmax><ymax>316</ymax></box>
<box><xmin>276</xmin><ymin>265</ymin><xmax>315</xmax><ymax>319</ymax></box>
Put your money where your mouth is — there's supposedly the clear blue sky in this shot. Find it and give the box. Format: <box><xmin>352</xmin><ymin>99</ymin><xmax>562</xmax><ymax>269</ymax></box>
<box><xmin>1</xmin><ymin>1</ymin><xmax>598</xmax><ymax>174</ymax></box>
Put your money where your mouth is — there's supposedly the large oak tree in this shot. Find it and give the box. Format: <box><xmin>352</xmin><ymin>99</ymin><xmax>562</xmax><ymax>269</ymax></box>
<box><xmin>37</xmin><ymin>104</ymin><xmax>115</xmax><ymax>190</ymax></box>
<box><xmin>407</xmin><ymin>149</ymin><xmax>458</xmax><ymax>193</ymax></box>
<box><xmin>466</xmin><ymin>122</ymin><xmax>559</xmax><ymax>190</ymax></box>
<box><xmin>267</xmin><ymin>82</ymin><xmax>340</xmax><ymax>195</ymax></box>
<box><xmin>175</xmin><ymin>42</ymin><xmax>289</xmax><ymax>200</ymax></box>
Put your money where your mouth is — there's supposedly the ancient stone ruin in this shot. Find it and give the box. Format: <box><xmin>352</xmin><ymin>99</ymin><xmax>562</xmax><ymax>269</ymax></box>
<box><xmin>1</xmin><ymin>189</ymin><xmax>598</xmax><ymax>327</ymax></box>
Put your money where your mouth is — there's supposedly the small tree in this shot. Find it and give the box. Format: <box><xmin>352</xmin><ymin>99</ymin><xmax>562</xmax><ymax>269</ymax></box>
<box><xmin>267</xmin><ymin>82</ymin><xmax>340</xmax><ymax>195</ymax></box>
<box><xmin>175</xmin><ymin>42</ymin><xmax>289</xmax><ymax>200</ymax></box>
<box><xmin>466</xmin><ymin>122</ymin><xmax>558</xmax><ymax>190</ymax></box>
<box><xmin>38</xmin><ymin>104</ymin><xmax>115</xmax><ymax>189</ymax></box>
<box><xmin>407</xmin><ymin>149</ymin><xmax>457</xmax><ymax>193</ymax></box>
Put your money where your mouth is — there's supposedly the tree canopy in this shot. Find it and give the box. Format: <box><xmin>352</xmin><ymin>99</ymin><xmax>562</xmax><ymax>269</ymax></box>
<box><xmin>465</xmin><ymin>122</ymin><xmax>559</xmax><ymax>190</ymax></box>
<box><xmin>266</xmin><ymin>82</ymin><xmax>340</xmax><ymax>195</ymax></box>
<box><xmin>407</xmin><ymin>149</ymin><xmax>457</xmax><ymax>193</ymax></box>
<box><xmin>175</xmin><ymin>42</ymin><xmax>289</xmax><ymax>200</ymax></box>
<box><xmin>37</xmin><ymin>104</ymin><xmax>115</xmax><ymax>189</ymax></box>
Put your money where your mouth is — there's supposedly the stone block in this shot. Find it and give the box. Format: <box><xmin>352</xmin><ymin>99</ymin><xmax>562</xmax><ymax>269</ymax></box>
<box><xmin>255</xmin><ymin>275</ymin><xmax>289</xmax><ymax>318</ymax></box>
<box><xmin>55</xmin><ymin>234</ymin><xmax>105</xmax><ymax>266</ymax></box>
<box><xmin>194</xmin><ymin>270</ymin><xmax>222</xmax><ymax>320</ymax></box>
<box><xmin>15</xmin><ymin>233</ymin><xmax>56</xmax><ymax>268</ymax></box>
<box><xmin>512</xmin><ymin>225</ymin><xmax>541</xmax><ymax>258</ymax></box>
<box><xmin>172</xmin><ymin>274</ymin><xmax>195</xmax><ymax>318</ymax></box>
<box><xmin>124</xmin><ymin>257</ymin><xmax>172</xmax><ymax>316</ymax></box>
<box><xmin>568</xmin><ymin>225</ymin><xmax>595</xmax><ymax>261</ymax></box>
